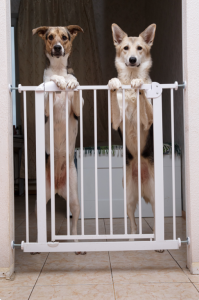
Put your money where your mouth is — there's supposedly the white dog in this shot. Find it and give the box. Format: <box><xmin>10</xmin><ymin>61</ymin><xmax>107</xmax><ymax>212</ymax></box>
<box><xmin>108</xmin><ymin>24</ymin><xmax>156</xmax><ymax>235</ymax></box>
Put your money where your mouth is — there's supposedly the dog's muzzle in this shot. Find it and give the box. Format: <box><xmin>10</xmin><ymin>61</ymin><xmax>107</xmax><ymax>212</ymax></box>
<box><xmin>126</xmin><ymin>56</ymin><xmax>140</xmax><ymax>67</ymax></box>
<box><xmin>52</xmin><ymin>45</ymin><xmax>64</xmax><ymax>58</ymax></box>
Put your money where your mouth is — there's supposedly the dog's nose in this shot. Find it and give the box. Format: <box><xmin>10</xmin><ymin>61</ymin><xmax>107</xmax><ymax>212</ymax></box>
<box><xmin>54</xmin><ymin>45</ymin><xmax>62</xmax><ymax>51</ymax></box>
<box><xmin>129</xmin><ymin>57</ymin><xmax>137</xmax><ymax>64</ymax></box>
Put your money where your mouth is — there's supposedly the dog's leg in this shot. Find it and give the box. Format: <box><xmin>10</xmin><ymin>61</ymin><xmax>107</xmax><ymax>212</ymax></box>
<box><xmin>59</xmin><ymin>164</ymin><xmax>85</xmax><ymax>255</ymax></box>
<box><xmin>126</xmin><ymin>170</ymin><xmax>138</xmax><ymax>239</ymax></box>
<box><xmin>71</xmin><ymin>91</ymin><xmax>84</xmax><ymax>117</ymax></box>
<box><xmin>44</xmin><ymin>92</ymin><xmax>49</xmax><ymax>117</ymax></box>
<box><xmin>69</xmin><ymin>164</ymin><xmax>86</xmax><ymax>255</ymax></box>
<box><xmin>127</xmin><ymin>199</ymin><xmax>138</xmax><ymax>237</ymax></box>
<box><xmin>68</xmin><ymin>164</ymin><xmax>79</xmax><ymax>237</ymax></box>
<box><xmin>108</xmin><ymin>78</ymin><xmax>122</xmax><ymax>130</ymax></box>
<box><xmin>65</xmin><ymin>75</ymin><xmax>83</xmax><ymax>117</ymax></box>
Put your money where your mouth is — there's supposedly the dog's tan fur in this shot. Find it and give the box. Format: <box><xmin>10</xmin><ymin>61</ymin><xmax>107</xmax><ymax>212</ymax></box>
<box><xmin>33</xmin><ymin>26</ymin><xmax>84</xmax><ymax>250</ymax></box>
<box><xmin>108</xmin><ymin>24</ymin><xmax>156</xmax><ymax>234</ymax></box>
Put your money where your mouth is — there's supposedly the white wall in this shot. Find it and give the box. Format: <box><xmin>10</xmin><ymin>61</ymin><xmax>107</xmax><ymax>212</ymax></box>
<box><xmin>182</xmin><ymin>0</ymin><xmax>199</xmax><ymax>275</ymax></box>
<box><xmin>0</xmin><ymin>0</ymin><xmax>15</xmax><ymax>278</ymax></box>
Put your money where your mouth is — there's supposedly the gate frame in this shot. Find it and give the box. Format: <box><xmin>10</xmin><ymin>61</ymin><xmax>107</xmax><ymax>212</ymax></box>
<box><xmin>12</xmin><ymin>81</ymin><xmax>184</xmax><ymax>253</ymax></box>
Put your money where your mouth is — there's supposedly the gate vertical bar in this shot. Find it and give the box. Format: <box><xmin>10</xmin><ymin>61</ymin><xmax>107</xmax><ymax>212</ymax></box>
<box><xmin>23</xmin><ymin>91</ymin><xmax>29</xmax><ymax>243</ymax></box>
<box><xmin>80</xmin><ymin>90</ymin><xmax>84</xmax><ymax>235</ymax></box>
<box><xmin>66</xmin><ymin>92</ymin><xmax>70</xmax><ymax>235</ymax></box>
<box><xmin>137</xmin><ymin>90</ymin><xmax>142</xmax><ymax>234</ymax></box>
<box><xmin>170</xmin><ymin>89</ymin><xmax>176</xmax><ymax>240</ymax></box>
<box><xmin>35</xmin><ymin>86</ymin><xmax>47</xmax><ymax>243</ymax></box>
<box><xmin>108</xmin><ymin>89</ymin><xmax>113</xmax><ymax>235</ymax></box>
<box><xmin>122</xmin><ymin>89</ymin><xmax>127</xmax><ymax>235</ymax></box>
<box><xmin>153</xmin><ymin>94</ymin><xmax>164</xmax><ymax>241</ymax></box>
<box><xmin>94</xmin><ymin>90</ymin><xmax>99</xmax><ymax>235</ymax></box>
<box><xmin>49</xmin><ymin>92</ymin><xmax>55</xmax><ymax>241</ymax></box>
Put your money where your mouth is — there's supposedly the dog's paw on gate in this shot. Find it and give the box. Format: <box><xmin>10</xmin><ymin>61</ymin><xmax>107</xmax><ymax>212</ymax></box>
<box><xmin>50</xmin><ymin>75</ymin><xmax>67</xmax><ymax>90</ymax></box>
<box><xmin>66</xmin><ymin>79</ymin><xmax>79</xmax><ymax>89</ymax></box>
<box><xmin>108</xmin><ymin>78</ymin><xmax>122</xmax><ymax>91</ymax></box>
<box><xmin>131</xmin><ymin>78</ymin><xmax>144</xmax><ymax>89</ymax></box>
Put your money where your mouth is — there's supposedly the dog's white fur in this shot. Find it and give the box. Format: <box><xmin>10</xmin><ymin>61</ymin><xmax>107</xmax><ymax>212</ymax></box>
<box><xmin>108</xmin><ymin>24</ymin><xmax>156</xmax><ymax>234</ymax></box>
<box><xmin>33</xmin><ymin>26</ymin><xmax>84</xmax><ymax>249</ymax></box>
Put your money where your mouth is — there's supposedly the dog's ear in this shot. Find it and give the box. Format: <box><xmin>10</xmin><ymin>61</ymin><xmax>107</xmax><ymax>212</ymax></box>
<box><xmin>32</xmin><ymin>26</ymin><xmax>49</xmax><ymax>39</ymax></box>
<box><xmin>66</xmin><ymin>25</ymin><xmax>84</xmax><ymax>40</ymax></box>
<box><xmin>112</xmin><ymin>24</ymin><xmax>127</xmax><ymax>46</ymax></box>
<box><xmin>140</xmin><ymin>24</ymin><xmax>156</xmax><ymax>47</ymax></box>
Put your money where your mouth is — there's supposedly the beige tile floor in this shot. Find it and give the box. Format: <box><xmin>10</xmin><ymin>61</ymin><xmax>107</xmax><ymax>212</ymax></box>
<box><xmin>0</xmin><ymin>195</ymin><xmax>199</xmax><ymax>300</ymax></box>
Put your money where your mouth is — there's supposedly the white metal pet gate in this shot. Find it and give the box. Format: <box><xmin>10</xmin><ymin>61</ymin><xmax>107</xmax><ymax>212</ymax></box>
<box><xmin>11</xmin><ymin>81</ymin><xmax>187</xmax><ymax>252</ymax></box>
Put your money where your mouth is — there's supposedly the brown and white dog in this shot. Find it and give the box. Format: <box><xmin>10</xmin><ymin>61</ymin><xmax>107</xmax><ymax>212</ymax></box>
<box><xmin>32</xmin><ymin>26</ymin><xmax>84</xmax><ymax>248</ymax></box>
<box><xmin>108</xmin><ymin>24</ymin><xmax>156</xmax><ymax>235</ymax></box>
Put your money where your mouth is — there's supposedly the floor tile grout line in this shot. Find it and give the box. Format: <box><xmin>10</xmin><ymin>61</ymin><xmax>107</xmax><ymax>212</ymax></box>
<box><xmin>167</xmin><ymin>249</ymin><xmax>199</xmax><ymax>293</ymax></box>
<box><xmin>104</xmin><ymin>282</ymin><xmax>199</xmax><ymax>285</ymax></box>
<box><xmin>27</xmin><ymin>252</ymin><xmax>50</xmax><ymax>300</ymax></box>
<box><xmin>145</xmin><ymin>217</ymin><xmax>189</xmax><ymax>277</ymax></box>
<box><xmin>143</xmin><ymin>217</ymin><xmax>153</xmax><ymax>231</ymax></box>
<box><xmin>192</xmin><ymin>282</ymin><xmax>199</xmax><ymax>293</ymax></box>
<box><xmin>103</xmin><ymin>218</ymin><xmax>116</xmax><ymax>300</ymax></box>
<box><xmin>145</xmin><ymin>217</ymin><xmax>188</xmax><ymax>271</ymax></box>
<box><xmin>1</xmin><ymin>282</ymin><xmax>197</xmax><ymax>289</ymax></box>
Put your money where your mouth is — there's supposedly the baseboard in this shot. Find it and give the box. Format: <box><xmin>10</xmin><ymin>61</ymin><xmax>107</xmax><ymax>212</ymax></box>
<box><xmin>190</xmin><ymin>262</ymin><xmax>199</xmax><ymax>275</ymax></box>
<box><xmin>0</xmin><ymin>263</ymin><xmax>14</xmax><ymax>279</ymax></box>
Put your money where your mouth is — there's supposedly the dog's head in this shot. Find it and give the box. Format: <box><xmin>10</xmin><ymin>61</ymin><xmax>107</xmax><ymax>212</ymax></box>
<box><xmin>32</xmin><ymin>25</ymin><xmax>83</xmax><ymax>58</ymax></box>
<box><xmin>111</xmin><ymin>23</ymin><xmax>156</xmax><ymax>71</ymax></box>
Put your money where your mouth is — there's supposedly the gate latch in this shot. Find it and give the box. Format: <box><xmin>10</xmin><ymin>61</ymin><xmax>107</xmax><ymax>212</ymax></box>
<box><xmin>145</xmin><ymin>82</ymin><xmax>162</xmax><ymax>99</ymax></box>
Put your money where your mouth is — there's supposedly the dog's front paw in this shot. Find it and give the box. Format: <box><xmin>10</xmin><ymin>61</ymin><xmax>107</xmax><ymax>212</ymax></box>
<box><xmin>66</xmin><ymin>79</ymin><xmax>79</xmax><ymax>89</ymax></box>
<box><xmin>50</xmin><ymin>75</ymin><xmax>67</xmax><ymax>90</ymax></box>
<box><xmin>108</xmin><ymin>78</ymin><xmax>122</xmax><ymax>91</ymax></box>
<box><xmin>131</xmin><ymin>79</ymin><xmax>144</xmax><ymax>89</ymax></box>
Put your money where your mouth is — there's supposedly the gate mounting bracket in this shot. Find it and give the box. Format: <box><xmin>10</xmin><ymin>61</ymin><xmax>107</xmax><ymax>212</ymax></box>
<box><xmin>11</xmin><ymin>240</ymin><xmax>24</xmax><ymax>250</ymax></box>
<box><xmin>178</xmin><ymin>237</ymin><xmax>190</xmax><ymax>247</ymax></box>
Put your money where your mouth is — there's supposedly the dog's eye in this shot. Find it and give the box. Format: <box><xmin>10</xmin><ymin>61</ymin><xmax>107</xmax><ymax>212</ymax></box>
<box><xmin>137</xmin><ymin>46</ymin><xmax>142</xmax><ymax>50</ymax></box>
<box><xmin>124</xmin><ymin>46</ymin><xmax>129</xmax><ymax>50</ymax></box>
<box><xmin>49</xmin><ymin>35</ymin><xmax>54</xmax><ymax>41</ymax></box>
<box><xmin>62</xmin><ymin>35</ymin><xmax>67</xmax><ymax>41</ymax></box>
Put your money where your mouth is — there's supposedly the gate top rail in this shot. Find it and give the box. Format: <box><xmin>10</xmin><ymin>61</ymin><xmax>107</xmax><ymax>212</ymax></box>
<box><xmin>9</xmin><ymin>81</ymin><xmax>185</xmax><ymax>93</ymax></box>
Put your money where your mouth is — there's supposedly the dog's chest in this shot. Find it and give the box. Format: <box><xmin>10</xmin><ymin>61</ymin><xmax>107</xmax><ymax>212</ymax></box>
<box><xmin>53</xmin><ymin>93</ymin><xmax>67</xmax><ymax>123</ymax></box>
<box><xmin>52</xmin><ymin>93</ymin><xmax>77</xmax><ymax>152</ymax></box>
<box><xmin>44</xmin><ymin>63</ymin><xmax>68</xmax><ymax>82</ymax></box>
